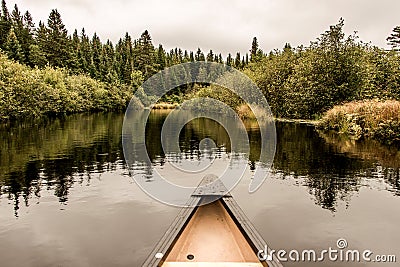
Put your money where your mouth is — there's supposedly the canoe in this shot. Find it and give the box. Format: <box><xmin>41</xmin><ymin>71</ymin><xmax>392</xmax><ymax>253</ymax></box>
<box><xmin>143</xmin><ymin>175</ymin><xmax>282</xmax><ymax>267</ymax></box>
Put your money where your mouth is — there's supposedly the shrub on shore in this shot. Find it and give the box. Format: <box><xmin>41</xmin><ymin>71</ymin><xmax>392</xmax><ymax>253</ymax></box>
<box><xmin>319</xmin><ymin>99</ymin><xmax>400</xmax><ymax>144</ymax></box>
<box><xmin>0</xmin><ymin>53</ymin><xmax>134</xmax><ymax>120</ymax></box>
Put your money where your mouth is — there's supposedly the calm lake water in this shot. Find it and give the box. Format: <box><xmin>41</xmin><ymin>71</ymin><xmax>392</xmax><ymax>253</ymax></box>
<box><xmin>0</xmin><ymin>111</ymin><xmax>399</xmax><ymax>266</ymax></box>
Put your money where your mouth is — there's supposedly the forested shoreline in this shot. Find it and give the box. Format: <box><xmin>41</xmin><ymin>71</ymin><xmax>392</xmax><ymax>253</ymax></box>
<box><xmin>0</xmin><ymin>0</ymin><xmax>400</xmax><ymax>143</ymax></box>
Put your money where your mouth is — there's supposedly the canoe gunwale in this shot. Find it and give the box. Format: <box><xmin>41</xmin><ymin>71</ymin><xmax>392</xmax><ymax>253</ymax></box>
<box><xmin>143</xmin><ymin>190</ymin><xmax>282</xmax><ymax>267</ymax></box>
<box><xmin>142</xmin><ymin>196</ymin><xmax>201</xmax><ymax>267</ymax></box>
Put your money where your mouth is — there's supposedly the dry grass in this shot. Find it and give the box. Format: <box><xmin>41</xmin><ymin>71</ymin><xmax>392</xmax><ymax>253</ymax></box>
<box><xmin>320</xmin><ymin>99</ymin><xmax>400</xmax><ymax>144</ymax></box>
<box><xmin>152</xmin><ymin>102</ymin><xmax>180</xmax><ymax>109</ymax></box>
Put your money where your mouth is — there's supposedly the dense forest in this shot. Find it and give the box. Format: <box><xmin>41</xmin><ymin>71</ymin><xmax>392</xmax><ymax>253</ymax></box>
<box><xmin>1</xmin><ymin>0</ymin><xmax>400</xmax><ymax>127</ymax></box>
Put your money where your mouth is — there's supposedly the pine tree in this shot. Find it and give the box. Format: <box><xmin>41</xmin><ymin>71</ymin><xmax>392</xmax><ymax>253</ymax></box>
<box><xmin>0</xmin><ymin>0</ymin><xmax>11</xmax><ymax>48</ymax></box>
<box><xmin>5</xmin><ymin>27</ymin><xmax>24</xmax><ymax>62</ymax></box>
<box><xmin>45</xmin><ymin>9</ymin><xmax>70</xmax><ymax>67</ymax></box>
<box><xmin>156</xmin><ymin>44</ymin><xmax>166</xmax><ymax>70</ymax></box>
<box><xmin>91</xmin><ymin>32</ymin><xmax>102</xmax><ymax>78</ymax></box>
<box><xmin>78</xmin><ymin>28</ymin><xmax>92</xmax><ymax>73</ymax></box>
<box><xmin>136</xmin><ymin>30</ymin><xmax>156</xmax><ymax>79</ymax></box>
<box><xmin>120</xmin><ymin>33</ymin><xmax>133</xmax><ymax>83</ymax></box>
<box><xmin>28</xmin><ymin>43</ymin><xmax>47</xmax><ymax>67</ymax></box>
<box><xmin>226</xmin><ymin>53</ymin><xmax>232</xmax><ymax>66</ymax></box>
<box><xmin>195</xmin><ymin>48</ymin><xmax>205</xmax><ymax>61</ymax></box>
<box><xmin>183</xmin><ymin>50</ymin><xmax>189</xmax><ymax>62</ymax></box>
<box><xmin>214</xmin><ymin>54</ymin><xmax>218</xmax><ymax>62</ymax></box>
<box><xmin>250</xmin><ymin>37</ymin><xmax>258</xmax><ymax>62</ymax></box>
<box><xmin>22</xmin><ymin>11</ymin><xmax>35</xmax><ymax>66</ymax></box>
<box><xmin>189</xmin><ymin>51</ymin><xmax>194</xmax><ymax>62</ymax></box>
<box><xmin>11</xmin><ymin>4</ymin><xmax>22</xmax><ymax>28</ymax></box>
<box><xmin>100</xmin><ymin>40</ymin><xmax>117</xmax><ymax>83</ymax></box>
<box><xmin>284</xmin><ymin>42</ymin><xmax>292</xmax><ymax>51</ymax></box>
<box><xmin>35</xmin><ymin>21</ymin><xmax>48</xmax><ymax>64</ymax></box>
<box><xmin>177</xmin><ymin>48</ymin><xmax>183</xmax><ymax>62</ymax></box>
<box><xmin>206</xmin><ymin>49</ymin><xmax>214</xmax><ymax>62</ymax></box>
<box><xmin>1</xmin><ymin>0</ymin><xmax>9</xmax><ymax>19</ymax></box>
<box><xmin>10</xmin><ymin>5</ymin><xmax>34</xmax><ymax>65</ymax></box>
<box><xmin>234</xmin><ymin>52</ymin><xmax>241</xmax><ymax>68</ymax></box>
<box><xmin>387</xmin><ymin>26</ymin><xmax>400</xmax><ymax>51</ymax></box>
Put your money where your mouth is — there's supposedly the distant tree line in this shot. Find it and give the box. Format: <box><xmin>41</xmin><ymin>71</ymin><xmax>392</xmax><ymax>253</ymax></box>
<box><xmin>1</xmin><ymin>0</ymin><xmax>400</xmax><ymax>120</ymax></box>
<box><xmin>0</xmin><ymin>0</ymin><xmax>262</xmax><ymax>87</ymax></box>
<box><xmin>245</xmin><ymin>19</ymin><xmax>400</xmax><ymax>119</ymax></box>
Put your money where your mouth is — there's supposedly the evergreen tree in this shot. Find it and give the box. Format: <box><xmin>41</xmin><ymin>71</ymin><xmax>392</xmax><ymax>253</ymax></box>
<box><xmin>100</xmin><ymin>40</ymin><xmax>117</xmax><ymax>82</ymax></box>
<box><xmin>387</xmin><ymin>26</ymin><xmax>400</xmax><ymax>51</ymax></box>
<box><xmin>136</xmin><ymin>30</ymin><xmax>156</xmax><ymax>79</ymax></box>
<box><xmin>35</xmin><ymin>21</ymin><xmax>48</xmax><ymax>64</ymax></box>
<box><xmin>226</xmin><ymin>53</ymin><xmax>232</xmax><ymax>66</ymax></box>
<box><xmin>78</xmin><ymin>28</ymin><xmax>92</xmax><ymax>73</ymax></box>
<box><xmin>189</xmin><ymin>51</ymin><xmax>194</xmax><ymax>62</ymax></box>
<box><xmin>0</xmin><ymin>0</ymin><xmax>11</xmax><ymax>48</ymax></box>
<box><xmin>1</xmin><ymin>0</ymin><xmax>9</xmax><ymax>19</ymax></box>
<box><xmin>284</xmin><ymin>42</ymin><xmax>292</xmax><ymax>51</ymax></box>
<box><xmin>28</xmin><ymin>43</ymin><xmax>47</xmax><ymax>67</ymax></box>
<box><xmin>234</xmin><ymin>52</ymin><xmax>241</xmax><ymax>68</ymax></box>
<box><xmin>195</xmin><ymin>48</ymin><xmax>205</xmax><ymax>61</ymax></box>
<box><xmin>183</xmin><ymin>50</ymin><xmax>190</xmax><ymax>62</ymax></box>
<box><xmin>22</xmin><ymin>11</ymin><xmax>35</xmax><ymax>66</ymax></box>
<box><xmin>250</xmin><ymin>37</ymin><xmax>258</xmax><ymax>62</ymax></box>
<box><xmin>206</xmin><ymin>49</ymin><xmax>214</xmax><ymax>62</ymax></box>
<box><xmin>156</xmin><ymin>44</ymin><xmax>166</xmax><ymax>70</ymax></box>
<box><xmin>11</xmin><ymin>4</ymin><xmax>22</xmax><ymax>29</ymax></box>
<box><xmin>177</xmin><ymin>48</ymin><xmax>183</xmax><ymax>62</ymax></box>
<box><xmin>45</xmin><ymin>9</ymin><xmax>70</xmax><ymax>67</ymax></box>
<box><xmin>214</xmin><ymin>54</ymin><xmax>218</xmax><ymax>62</ymax></box>
<box><xmin>10</xmin><ymin>5</ymin><xmax>34</xmax><ymax>65</ymax></box>
<box><xmin>5</xmin><ymin>27</ymin><xmax>24</xmax><ymax>62</ymax></box>
<box><xmin>91</xmin><ymin>32</ymin><xmax>102</xmax><ymax>78</ymax></box>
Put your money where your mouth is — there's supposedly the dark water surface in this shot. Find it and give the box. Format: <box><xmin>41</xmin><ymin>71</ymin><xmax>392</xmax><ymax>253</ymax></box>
<box><xmin>0</xmin><ymin>111</ymin><xmax>399</xmax><ymax>266</ymax></box>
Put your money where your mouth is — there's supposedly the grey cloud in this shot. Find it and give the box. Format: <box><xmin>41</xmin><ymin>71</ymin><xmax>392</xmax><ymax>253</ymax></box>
<box><xmin>13</xmin><ymin>0</ymin><xmax>400</xmax><ymax>56</ymax></box>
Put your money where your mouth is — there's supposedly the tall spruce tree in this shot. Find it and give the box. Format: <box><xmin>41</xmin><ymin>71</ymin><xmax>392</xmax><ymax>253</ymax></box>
<box><xmin>234</xmin><ymin>52</ymin><xmax>241</xmax><ymax>68</ymax></box>
<box><xmin>136</xmin><ymin>30</ymin><xmax>156</xmax><ymax>79</ymax></box>
<box><xmin>5</xmin><ymin>27</ymin><xmax>24</xmax><ymax>62</ymax></box>
<box><xmin>22</xmin><ymin>11</ymin><xmax>35</xmax><ymax>66</ymax></box>
<box><xmin>387</xmin><ymin>26</ymin><xmax>400</xmax><ymax>51</ymax></box>
<box><xmin>226</xmin><ymin>53</ymin><xmax>232</xmax><ymax>66</ymax></box>
<box><xmin>195</xmin><ymin>48</ymin><xmax>205</xmax><ymax>61</ymax></box>
<box><xmin>45</xmin><ymin>9</ymin><xmax>70</xmax><ymax>67</ymax></box>
<box><xmin>250</xmin><ymin>37</ymin><xmax>258</xmax><ymax>62</ymax></box>
<box><xmin>0</xmin><ymin>0</ymin><xmax>11</xmax><ymax>48</ymax></box>
<box><xmin>35</xmin><ymin>21</ymin><xmax>48</xmax><ymax>65</ymax></box>
<box><xmin>206</xmin><ymin>49</ymin><xmax>214</xmax><ymax>62</ymax></box>
<box><xmin>156</xmin><ymin>44</ymin><xmax>166</xmax><ymax>70</ymax></box>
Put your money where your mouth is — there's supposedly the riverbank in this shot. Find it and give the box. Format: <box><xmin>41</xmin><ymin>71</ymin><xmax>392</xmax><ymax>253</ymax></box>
<box><xmin>319</xmin><ymin>99</ymin><xmax>400</xmax><ymax>145</ymax></box>
<box><xmin>0</xmin><ymin>53</ymin><xmax>133</xmax><ymax>121</ymax></box>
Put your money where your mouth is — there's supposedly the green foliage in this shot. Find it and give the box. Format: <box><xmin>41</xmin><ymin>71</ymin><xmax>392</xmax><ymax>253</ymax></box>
<box><xmin>247</xmin><ymin>19</ymin><xmax>400</xmax><ymax>119</ymax></box>
<box><xmin>0</xmin><ymin>0</ymin><xmax>399</xmax><ymax>125</ymax></box>
<box><xmin>5</xmin><ymin>27</ymin><xmax>24</xmax><ymax>62</ymax></box>
<box><xmin>0</xmin><ymin>52</ymin><xmax>133</xmax><ymax>120</ymax></box>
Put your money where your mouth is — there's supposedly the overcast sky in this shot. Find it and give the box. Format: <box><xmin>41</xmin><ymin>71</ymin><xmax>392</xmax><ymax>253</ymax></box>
<box><xmin>10</xmin><ymin>0</ymin><xmax>400</xmax><ymax>56</ymax></box>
